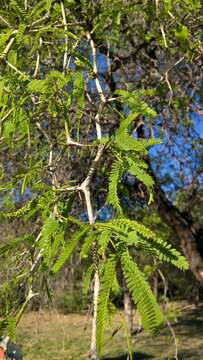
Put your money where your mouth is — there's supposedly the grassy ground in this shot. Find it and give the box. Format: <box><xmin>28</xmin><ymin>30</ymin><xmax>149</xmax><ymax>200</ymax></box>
<box><xmin>16</xmin><ymin>302</ymin><xmax>203</xmax><ymax>359</ymax></box>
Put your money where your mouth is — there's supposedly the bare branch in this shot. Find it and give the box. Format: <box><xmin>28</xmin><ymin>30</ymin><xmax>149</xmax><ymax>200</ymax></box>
<box><xmin>165</xmin><ymin>70</ymin><xmax>173</xmax><ymax>105</ymax></box>
<box><xmin>33</xmin><ymin>37</ymin><xmax>42</xmax><ymax>77</ymax></box>
<box><xmin>0</xmin><ymin>108</ymin><xmax>14</xmax><ymax>124</ymax></box>
<box><xmin>0</xmin><ymin>37</ymin><xmax>15</xmax><ymax>58</ymax></box>
<box><xmin>31</xmin><ymin>13</ymin><xmax>50</xmax><ymax>27</ymax></box>
<box><xmin>87</xmin><ymin>32</ymin><xmax>106</xmax><ymax>104</ymax></box>
<box><xmin>79</xmin><ymin>144</ymin><xmax>106</xmax><ymax>190</ymax></box>
<box><xmin>160</xmin><ymin>24</ymin><xmax>168</xmax><ymax>48</ymax></box>
<box><xmin>5</xmin><ymin>60</ymin><xmax>27</xmax><ymax>77</ymax></box>
<box><xmin>0</xmin><ymin>15</ymin><xmax>12</xmax><ymax>28</ymax></box>
<box><xmin>60</xmin><ymin>1</ymin><xmax>68</xmax><ymax>73</ymax></box>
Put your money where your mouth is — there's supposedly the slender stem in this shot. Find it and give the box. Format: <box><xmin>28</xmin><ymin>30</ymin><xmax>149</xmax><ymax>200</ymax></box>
<box><xmin>0</xmin><ymin>108</ymin><xmax>14</xmax><ymax>124</ymax></box>
<box><xmin>158</xmin><ymin>269</ymin><xmax>178</xmax><ymax>359</ymax></box>
<box><xmin>6</xmin><ymin>60</ymin><xmax>27</xmax><ymax>77</ymax></box>
<box><xmin>33</xmin><ymin>37</ymin><xmax>42</xmax><ymax>77</ymax></box>
<box><xmin>160</xmin><ymin>24</ymin><xmax>168</xmax><ymax>48</ymax></box>
<box><xmin>87</xmin><ymin>32</ymin><xmax>106</xmax><ymax>104</ymax></box>
<box><xmin>0</xmin><ymin>15</ymin><xmax>12</xmax><ymax>28</ymax></box>
<box><xmin>1</xmin><ymin>37</ymin><xmax>15</xmax><ymax>58</ymax></box>
<box><xmin>60</xmin><ymin>1</ymin><xmax>68</xmax><ymax>73</ymax></box>
<box><xmin>31</xmin><ymin>13</ymin><xmax>50</xmax><ymax>27</ymax></box>
<box><xmin>79</xmin><ymin>145</ymin><xmax>105</xmax><ymax>360</ymax></box>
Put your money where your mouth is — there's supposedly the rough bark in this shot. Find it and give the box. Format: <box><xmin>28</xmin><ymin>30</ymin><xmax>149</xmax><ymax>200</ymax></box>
<box><xmin>155</xmin><ymin>184</ymin><xmax>203</xmax><ymax>285</ymax></box>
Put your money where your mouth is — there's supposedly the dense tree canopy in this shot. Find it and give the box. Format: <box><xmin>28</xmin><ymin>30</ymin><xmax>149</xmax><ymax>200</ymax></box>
<box><xmin>0</xmin><ymin>0</ymin><xmax>202</xmax><ymax>359</ymax></box>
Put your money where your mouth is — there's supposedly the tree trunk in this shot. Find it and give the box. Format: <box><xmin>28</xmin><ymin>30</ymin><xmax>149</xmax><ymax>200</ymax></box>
<box><xmin>136</xmin><ymin>123</ymin><xmax>203</xmax><ymax>285</ymax></box>
<box><xmin>155</xmin><ymin>185</ymin><xmax>203</xmax><ymax>285</ymax></box>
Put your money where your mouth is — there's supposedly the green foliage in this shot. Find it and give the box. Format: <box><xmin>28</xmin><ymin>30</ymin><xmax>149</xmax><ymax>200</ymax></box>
<box><xmin>0</xmin><ymin>0</ymin><xmax>197</xmax><ymax>356</ymax></box>
<box><xmin>121</xmin><ymin>250</ymin><xmax>164</xmax><ymax>334</ymax></box>
<box><xmin>38</xmin><ymin>214</ymin><xmax>60</xmax><ymax>266</ymax></box>
<box><xmin>96</xmin><ymin>255</ymin><xmax>116</xmax><ymax>354</ymax></box>
<box><xmin>52</xmin><ymin>226</ymin><xmax>90</xmax><ymax>273</ymax></box>
<box><xmin>83</xmin><ymin>264</ymin><xmax>94</xmax><ymax>295</ymax></box>
<box><xmin>107</xmin><ymin>159</ymin><xmax>124</xmax><ymax>215</ymax></box>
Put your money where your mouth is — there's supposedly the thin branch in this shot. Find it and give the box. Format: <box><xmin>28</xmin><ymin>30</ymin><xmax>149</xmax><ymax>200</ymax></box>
<box><xmin>160</xmin><ymin>24</ymin><xmax>168</xmax><ymax>48</ymax></box>
<box><xmin>67</xmin><ymin>39</ymin><xmax>79</xmax><ymax>70</ymax></box>
<box><xmin>106</xmin><ymin>37</ymin><xmax>111</xmax><ymax>77</ymax></box>
<box><xmin>15</xmin><ymin>287</ymin><xmax>39</xmax><ymax>325</ymax></box>
<box><xmin>65</xmin><ymin>120</ymin><xmax>91</xmax><ymax>147</ymax></box>
<box><xmin>0</xmin><ymin>108</ymin><xmax>14</xmax><ymax>124</ymax></box>
<box><xmin>5</xmin><ymin>60</ymin><xmax>27</xmax><ymax>77</ymax></box>
<box><xmin>36</xmin><ymin>121</ymin><xmax>52</xmax><ymax>144</ymax></box>
<box><xmin>157</xmin><ymin>269</ymin><xmax>168</xmax><ymax>298</ymax></box>
<box><xmin>60</xmin><ymin>1</ymin><xmax>68</xmax><ymax>73</ymax></box>
<box><xmin>0</xmin><ymin>15</ymin><xmax>12</xmax><ymax>28</ymax></box>
<box><xmin>87</xmin><ymin>32</ymin><xmax>106</xmax><ymax>103</ymax></box>
<box><xmin>155</xmin><ymin>0</ymin><xmax>159</xmax><ymax>17</ymax></box>
<box><xmin>0</xmin><ymin>37</ymin><xmax>15</xmax><ymax>58</ymax></box>
<box><xmin>166</xmin><ymin>319</ymin><xmax>179</xmax><ymax>360</ymax></box>
<box><xmin>31</xmin><ymin>13</ymin><xmax>50</xmax><ymax>27</ymax></box>
<box><xmin>79</xmin><ymin>144</ymin><xmax>105</xmax><ymax>190</ymax></box>
<box><xmin>33</xmin><ymin>37</ymin><xmax>42</xmax><ymax>77</ymax></box>
<box><xmin>168</xmin><ymin>56</ymin><xmax>185</xmax><ymax>72</ymax></box>
<box><xmin>165</xmin><ymin>70</ymin><xmax>173</xmax><ymax>105</ymax></box>
<box><xmin>158</xmin><ymin>269</ymin><xmax>178</xmax><ymax>360</ymax></box>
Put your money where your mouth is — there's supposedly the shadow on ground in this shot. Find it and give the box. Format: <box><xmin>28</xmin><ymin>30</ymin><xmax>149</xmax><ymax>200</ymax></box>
<box><xmin>173</xmin><ymin>304</ymin><xmax>203</xmax><ymax>336</ymax></box>
<box><xmin>103</xmin><ymin>352</ymin><xmax>154</xmax><ymax>360</ymax></box>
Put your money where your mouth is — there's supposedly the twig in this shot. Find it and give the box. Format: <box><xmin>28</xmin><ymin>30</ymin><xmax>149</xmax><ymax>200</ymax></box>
<box><xmin>65</xmin><ymin>120</ymin><xmax>91</xmax><ymax>147</ymax></box>
<box><xmin>15</xmin><ymin>287</ymin><xmax>39</xmax><ymax>325</ymax></box>
<box><xmin>87</xmin><ymin>32</ymin><xmax>106</xmax><ymax>103</ymax></box>
<box><xmin>106</xmin><ymin>38</ymin><xmax>111</xmax><ymax>77</ymax></box>
<box><xmin>5</xmin><ymin>60</ymin><xmax>27</xmax><ymax>77</ymax></box>
<box><xmin>0</xmin><ymin>108</ymin><xmax>14</xmax><ymax>124</ymax></box>
<box><xmin>95</xmin><ymin>106</ymin><xmax>102</xmax><ymax>140</ymax></box>
<box><xmin>33</xmin><ymin>37</ymin><xmax>42</xmax><ymax>77</ymax></box>
<box><xmin>79</xmin><ymin>145</ymin><xmax>105</xmax><ymax>191</ymax></box>
<box><xmin>160</xmin><ymin>24</ymin><xmax>168</xmax><ymax>48</ymax></box>
<box><xmin>31</xmin><ymin>13</ymin><xmax>50</xmax><ymax>27</ymax></box>
<box><xmin>158</xmin><ymin>269</ymin><xmax>178</xmax><ymax>360</ymax></box>
<box><xmin>60</xmin><ymin>1</ymin><xmax>68</xmax><ymax>73</ymax></box>
<box><xmin>67</xmin><ymin>39</ymin><xmax>79</xmax><ymax>70</ymax></box>
<box><xmin>1</xmin><ymin>37</ymin><xmax>15</xmax><ymax>58</ymax></box>
<box><xmin>165</xmin><ymin>70</ymin><xmax>173</xmax><ymax>105</ymax></box>
<box><xmin>0</xmin><ymin>15</ymin><xmax>12</xmax><ymax>28</ymax></box>
<box><xmin>157</xmin><ymin>269</ymin><xmax>168</xmax><ymax>299</ymax></box>
<box><xmin>168</xmin><ymin>57</ymin><xmax>185</xmax><ymax>72</ymax></box>
<box><xmin>36</xmin><ymin>121</ymin><xmax>52</xmax><ymax>144</ymax></box>
<box><xmin>166</xmin><ymin>319</ymin><xmax>179</xmax><ymax>360</ymax></box>
<box><xmin>155</xmin><ymin>0</ymin><xmax>159</xmax><ymax>17</ymax></box>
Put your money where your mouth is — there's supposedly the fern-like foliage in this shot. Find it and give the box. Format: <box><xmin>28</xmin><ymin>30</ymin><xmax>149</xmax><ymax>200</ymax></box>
<box><xmin>96</xmin><ymin>255</ymin><xmax>116</xmax><ymax>354</ymax></box>
<box><xmin>106</xmin><ymin>94</ymin><xmax>161</xmax><ymax>210</ymax></box>
<box><xmin>52</xmin><ymin>226</ymin><xmax>90</xmax><ymax>273</ymax></box>
<box><xmin>38</xmin><ymin>214</ymin><xmax>59</xmax><ymax>266</ymax></box>
<box><xmin>121</xmin><ymin>249</ymin><xmax>164</xmax><ymax>334</ymax></box>
<box><xmin>107</xmin><ymin>159</ymin><xmax>124</xmax><ymax>214</ymax></box>
<box><xmin>97</xmin><ymin>218</ymin><xmax>188</xmax><ymax>270</ymax></box>
<box><xmin>80</xmin><ymin>232</ymin><xmax>96</xmax><ymax>259</ymax></box>
<box><xmin>83</xmin><ymin>264</ymin><xmax>94</xmax><ymax>295</ymax></box>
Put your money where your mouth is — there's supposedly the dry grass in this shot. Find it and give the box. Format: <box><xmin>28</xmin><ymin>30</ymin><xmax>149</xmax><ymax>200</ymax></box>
<box><xmin>16</xmin><ymin>303</ymin><xmax>203</xmax><ymax>359</ymax></box>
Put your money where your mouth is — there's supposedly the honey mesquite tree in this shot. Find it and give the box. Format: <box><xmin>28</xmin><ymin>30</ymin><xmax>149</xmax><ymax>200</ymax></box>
<box><xmin>0</xmin><ymin>0</ymin><xmax>202</xmax><ymax>358</ymax></box>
